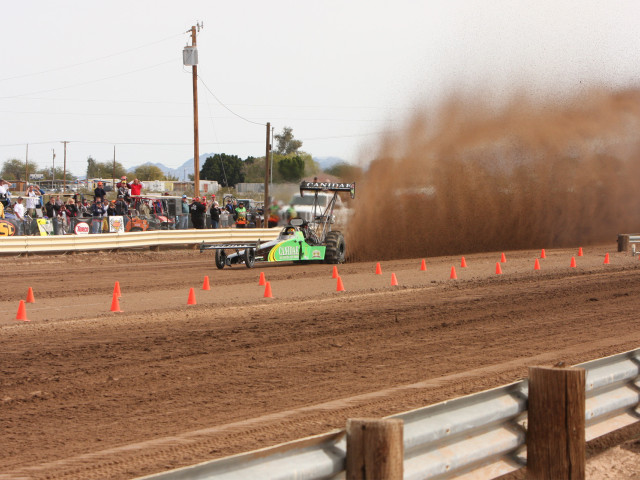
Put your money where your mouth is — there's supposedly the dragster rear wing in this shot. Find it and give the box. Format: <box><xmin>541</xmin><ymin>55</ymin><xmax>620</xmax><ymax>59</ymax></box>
<box><xmin>200</xmin><ymin>240</ymin><xmax>260</xmax><ymax>252</ymax></box>
<box><xmin>300</xmin><ymin>181</ymin><xmax>355</xmax><ymax>199</ymax></box>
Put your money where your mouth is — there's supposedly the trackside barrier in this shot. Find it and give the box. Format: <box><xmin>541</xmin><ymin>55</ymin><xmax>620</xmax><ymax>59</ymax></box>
<box><xmin>0</xmin><ymin>229</ymin><xmax>281</xmax><ymax>254</ymax></box>
<box><xmin>137</xmin><ymin>348</ymin><xmax>640</xmax><ymax>480</ymax></box>
<box><xmin>617</xmin><ymin>234</ymin><xmax>640</xmax><ymax>254</ymax></box>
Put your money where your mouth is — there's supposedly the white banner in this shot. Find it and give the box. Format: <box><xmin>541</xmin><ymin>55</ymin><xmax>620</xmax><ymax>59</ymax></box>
<box><xmin>108</xmin><ymin>216</ymin><xmax>125</xmax><ymax>233</ymax></box>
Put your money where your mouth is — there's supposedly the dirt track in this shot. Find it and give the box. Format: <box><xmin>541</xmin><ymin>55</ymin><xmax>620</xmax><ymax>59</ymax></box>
<box><xmin>1</xmin><ymin>244</ymin><xmax>640</xmax><ymax>479</ymax></box>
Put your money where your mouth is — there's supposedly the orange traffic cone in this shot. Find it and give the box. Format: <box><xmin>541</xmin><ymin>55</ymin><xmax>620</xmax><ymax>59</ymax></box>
<box><xmin>495</xmin><ymin>262</ymin><xmax>503</xmax><ymax>275</ymax></box>
<box><xmin>450</xmin><ymin>266</ymin><xmax>457</xmax><ymax>279</ymax></box>
<box><xmin>113</xmin><ymin>281</ymin><xmax>121</xmax><ymax>298</ymax></box>
<box><xmin>26</xmin><ymin>287</ymin><xmax>35</xmax><ymax>304</ymax></box>
<box><xmin>110</xmin><ymin>292</ymin><xmax>122</xmax><ymax>313</ymax></box>
<box><xmin>534</xmin><ymin>258</ymin><xmax>541</xmax><ymax>270</ymax></box>
<box><xmin>500</xmin><ymin>252</ymin><xmax>506</xmax><ymax>263</ymax></box>
<box><xmin>604</xmin><ymin>253</ymin><xmax>610</xmax><ymax>265</ymax></box>
<box><xmin>16</xmin><ymin>300</ymin><xmax>29</xmax><ymax>321</ymax></box>
<box><xmin>187</xmin><ymin>287</ymin><xmax>196</xmax><ymax>305</ymax></box>
<box><xmin>578</xmin><ymin>247</ymin><xmax>583</xmax><ymax>257</ymax></box>
<box><xmin>461</xmin><ymin>257</ymin><xmax>468</xmax><ymax>268</ymax></box>
<box><xmin>541</xmin><ymin>249</ymin><xmax>546</xmax><ymax>259</ymax></box>
<box><xmin>391</xmin><ymin>273</ymin><xmax>398</xmax><ymax>286</ymax></box>
<box><xmin>264</xmin><ymin>281</ymin><xmax>273</xmax><ymax>298</ymax></box>
<box><xmin>336</xmin><ymin>276</ymin><xmax>345</xmax><ymax>292</ymax></box>
<box><xmin>332</xmin><ymin>266</ymin><xmax>339</xmax><ymax>279</ymax></box>
<box><xmin>258</xmin><ymin>272</ymin><xmax>266</xmax><ymax>286</ymax></box>
<box><xmin>202</xmin><ymin>275</ymin><xmax>211</xmax><ymax>290</ymax></box>
<box><xmin>420</xmin><ymin>259</ymin><xmax>427</xmax><ymax>271</ymax></box>
<box><xmin>570</xmin><ymin>256</ymin><xmax>577</xmax><ymax>268</ymax></box>
<box><xmin>375</xmin><ymin>262</ymin><xmax>382</xmax><ymax>275</ymax></box>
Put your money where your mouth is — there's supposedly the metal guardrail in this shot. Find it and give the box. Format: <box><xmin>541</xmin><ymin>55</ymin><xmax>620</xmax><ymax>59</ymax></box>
<box><xmin>617</xmin><ymin>233</ymin><xmax>640</xmax><ymax>254</ymax></box>
<box><xmin>137</xmin><ymin>348</ymin><xmax>640</xmax><ymax>480</ymax></box>
<box><xmin>0</xmin><ymin>229</ymin><xmax>281</xmax><ymax>254</ymax></box>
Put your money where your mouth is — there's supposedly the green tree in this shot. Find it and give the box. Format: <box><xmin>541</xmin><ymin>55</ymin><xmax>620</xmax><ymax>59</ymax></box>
<box><xmin>2</xmin><ymin>158</ymin><xmax>29</xmax><ymax>181</ymax></box>
<box><xmin>200</xmin><ymin>154</ymin><xmax>245</xmax><ymax>187</ymax></box>
<box><xmin>243</xmin><ymin>156</ymin><xmax>267</xmax><ymax>183</ymax></box>
<box><xmin>277</xmin><ymin>155</ymin><xmax>305</xmax><ymax>182</ymax></box>
<box><xmin>36</xmin><ymin>166</ymin><xmax>76</xmax><ymax>181</ymax></box>
<box><xmin>86</xmin><ymin>156</ymin><xmax>127</xmax><ymax>179</ymax></box>
<box><xmin>130</xmin><ymin>164</ymin><xmax>166</xmax><ymax>181</ymax></box>
<box><xmin>324</xmin><ymin>162</ymin><xmax>362</xmax><ymax>180</ymax></box>
<box><xmin>274</xmin><ymin>127</ymin><xmax>303</xmax><ymax>155</ymax></box>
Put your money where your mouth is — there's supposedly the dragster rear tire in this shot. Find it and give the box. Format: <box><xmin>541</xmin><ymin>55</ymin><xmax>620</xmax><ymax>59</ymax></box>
<box><xmin>215</xmin><ymin>249</ymin><xmax>227</xmax><ymax>269</ymax></box>
<box><xmin>324</xmin><ymin>231</ymin><xmax>346</xmax><ymax>264</ymax></box>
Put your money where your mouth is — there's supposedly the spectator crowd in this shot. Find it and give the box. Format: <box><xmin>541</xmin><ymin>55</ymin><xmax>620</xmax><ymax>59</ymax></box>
<box><xmin>0</xmin><ymin>177</ymin><xmax>283</xmax><ymax>236</ymax></box>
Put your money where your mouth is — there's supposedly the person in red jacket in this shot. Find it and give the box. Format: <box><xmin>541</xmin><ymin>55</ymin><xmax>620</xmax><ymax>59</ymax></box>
<box><xmin>130</xmin><ymin>178</ymin><xmax>143</xmax><ymax>196</ymax></box>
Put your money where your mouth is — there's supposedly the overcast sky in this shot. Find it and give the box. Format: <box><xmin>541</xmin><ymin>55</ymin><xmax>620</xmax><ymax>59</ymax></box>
<box><xmin>1</xmin><ymin>0</ymin><xmax>638</xmax><ymax>177</ymax></box>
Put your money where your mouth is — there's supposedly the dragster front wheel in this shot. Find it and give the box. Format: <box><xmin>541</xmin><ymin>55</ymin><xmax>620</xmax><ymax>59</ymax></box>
<box><xmin>244</xmin><ymin>248</ymin><xmax>256</xmax><ymax>268</ymax></box>
<box><xmin>215</xmin><ymin>249</ymin><xmax>227</xmax><ymax>269</ymax></box>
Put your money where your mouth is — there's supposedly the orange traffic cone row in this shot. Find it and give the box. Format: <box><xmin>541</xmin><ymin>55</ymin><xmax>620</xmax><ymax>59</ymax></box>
<box><xmin>187</xmin><ymin>287</ymin><xmax>196</xmax><ymax>305</ymax></box>
<box><xmin>258</xmin><ymin>271</ymin><xmax>266</xmax><ymax>286</ymax></box>
<box><xmin>604</xmin><ymin>253</ymin><xmax>610</xmax><ymax>265</ymax></box>
<box><xmin>110</xmin><ymin>292</ymin><xmax>122</xmax><ymax>313</ymax></box>
<box><xmin>264</xmin><ymin>281</ymin><xmax>273</xmax><ymax>298</ymax></box>
<box><xmin>336</xmin><ymin>276</ymin><xmax>345</xmax><ymax>292</ymax></box>
<box><xmin>332</xmin><ymin>266</ymin><xmax>339</xmax><ymax>279</ymax></box>
<box><xmin>500</xmin><ymin>252</ymin><xmax>506</xmax><ymax>263</ymax></box>
<box><xmin>420</xmin><ymin>259</ymin><xmax>427</xmax><ymax>271</ymax></box>
<box><xmin>578</xmin><ymin>247</ymin><xmax>583</xmax><ymax>257</ymax></box>
<box><xmin>450</xmin><ymin>266</ymin><xmax>457</xmax><ymax>279</ymax></box>
<box><xmin>202</xmin><ymin>275</ymin><xmax>211</xmax><ymax>290</ymax></box>
<box><xmin>495</xmin><ymin>262</ymin><xmax>503</xmax><ymax>275</ymax></box>
<box><xmin>540</xmin><ymin>249</ymin><xmax>546</xmax><ymax>259</ymax></box>
<box><xmin>113</xmin><ymin>281</ymin><xmax>121</xmax><ymax>298</ymax></box>
<box><xmin>570</xmin><ymin>256</ymin><xmax>577</xmax><ymax>268</ymax></box>
<box><xmin>26</xmin><ymin>287</ymin><xmax>35</xmax><ymax>304</ymax></box>
<box><xmin>391</xmin><ymin>273</ymin><xmax>398</xmax><ymax>286</ymax></box>
<box><xmin>534</xmin><ymin>258</ymin><xmax>541</xmax><ymax>270</ymax></box>
<box><xmin>375</xmin><ymin>262</ymin><xmax>382</xmax><ymax>275</ymax></box>
<box><xmin>461</xmin><ymin>257</ymin><xmax>468</xmax><ymax>268</ymax></box>
<box><xmin>16</xmin><ymin>300</ymin><xmax>29</xmax><ymax>321</ymax></box>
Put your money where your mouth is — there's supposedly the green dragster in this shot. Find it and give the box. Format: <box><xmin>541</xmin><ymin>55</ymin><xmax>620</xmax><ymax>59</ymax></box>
<box><xmin>199</xmin><ymin>180</ymin><xmax>355</xmax><ymax>269</ymax></box>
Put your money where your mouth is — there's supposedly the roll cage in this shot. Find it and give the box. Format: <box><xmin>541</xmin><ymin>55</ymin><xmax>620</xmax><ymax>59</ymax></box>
<box><xmin>298</xmin><ymin>181</ymin><xmax>355</xmax><ymax>244</ymax></box>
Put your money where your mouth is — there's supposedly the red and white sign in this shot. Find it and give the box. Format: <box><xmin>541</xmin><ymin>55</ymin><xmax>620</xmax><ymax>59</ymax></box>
<box><xmin>74</xmin><ymin>222</ymin><xmax>90</xmax><ymax>235</ymax></box>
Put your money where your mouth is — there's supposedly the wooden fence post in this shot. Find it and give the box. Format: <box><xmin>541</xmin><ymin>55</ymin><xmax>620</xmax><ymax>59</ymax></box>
<box><xmin>527</xmin><ymin>366</ymin><xmax>585</xmax><ymax>480</ymax></box>
<box><xmin>617</xmin><ymin>234</ymin><xmax>629</xmax><ymax>252</ymax></box>
<box><xmin>346</xmin><ymin>418</ymin><xmax>403</xmax><ymax>480</ymax></box>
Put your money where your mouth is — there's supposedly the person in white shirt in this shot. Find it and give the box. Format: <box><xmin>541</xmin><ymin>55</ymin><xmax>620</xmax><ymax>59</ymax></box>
<box><xmin>26</xmin><ymin>186</ymin><xmax>38</xmax><ymax>217</ymax></box>
<box><xmin>13</xmin><ymin>197</ymin><xmax>25</xmax><ymax>220</ymax></box>
<box><xmin>13</xmin><ymin>196</ymin><xmax>26</xmax><ymax>235</ymax></box>
<box><xmin>0</xmin><ymin>179</ymin><xmax>9</xmax><ymax>208</ymax></box>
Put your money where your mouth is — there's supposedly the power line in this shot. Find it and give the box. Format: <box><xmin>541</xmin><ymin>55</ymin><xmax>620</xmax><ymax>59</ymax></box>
<box><xmin>0</xmin><ymin>33</ymin><xmax>184</xmax><ymax>83</ymax></box>
<box><xmin>197</xmin><ymin>73</ymin><xmax>266</xmax><ymax>126</ymax></box>
<box><xmin>0</xmin><ymin>58</ymin><xmax>178</xmax><ymax>99</ymax></box>
<box><xmin>0</xmin><ymin>130</ymin><xmax>387</xmax><ymax>149</ymax></box>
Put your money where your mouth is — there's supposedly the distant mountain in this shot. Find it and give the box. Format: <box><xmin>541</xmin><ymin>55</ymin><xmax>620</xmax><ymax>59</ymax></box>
<box><xmin>129</xmin><ymin>153</ymin><xmax>215</xmax><ymax>181</ymax></box>
<box><xmin>313</xmin><ymin>156</ymin><xmax>347</xmax><ymax>171</ymax></box>
<box><xmin>131</xmin><ymin>154</ymin><xmax>346</xmax><ymax>180</ymax></box>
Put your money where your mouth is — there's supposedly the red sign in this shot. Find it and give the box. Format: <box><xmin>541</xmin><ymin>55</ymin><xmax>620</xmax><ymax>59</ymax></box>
<box><xmin>74</xmin><ymin>222</ymin><xmax>90</xmax><ymax>235</ymax></box>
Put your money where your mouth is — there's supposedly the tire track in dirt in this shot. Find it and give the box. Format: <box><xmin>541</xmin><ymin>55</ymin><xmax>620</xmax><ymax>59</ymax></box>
<box><xmin>1</xmin><ymin>245</ymin><xmax>639</xmax><ymax>479</ymax></box>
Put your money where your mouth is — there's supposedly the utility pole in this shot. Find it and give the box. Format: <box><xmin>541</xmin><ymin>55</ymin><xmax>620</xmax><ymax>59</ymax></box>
<box><xmin>25</xmin><ymin>144</ymin><xmax>29</xmax><ymax>183</ymax></box>
<box><xmin>264</xmin><ymin>122</ymin><xmax>271</xmax><ymax>207</ymax></box>
<box><xmin>52</xmin><ymin>149</ymin><xmax>56</xmax><ymax>187</ymax></box>
<box><xmin>61</xmin><ymin>141</ymin><xmax>69</xmax><ymax>193</ymax></box>
<box><xmin>112</xmin><ymin>145</ymin><xmax>116</xmax><ymax>189</ymax></box>
<box><xmin>184</xmin><ymin>24</ymin><xmax>202</xmax><ymax>196</ymax></box>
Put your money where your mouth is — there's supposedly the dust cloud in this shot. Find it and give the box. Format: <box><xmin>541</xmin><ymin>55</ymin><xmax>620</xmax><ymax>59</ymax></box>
<box><xmin>347</xmin><ymin>88</ymin><xmax>640</xmax><ymax>261</ymax></box>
